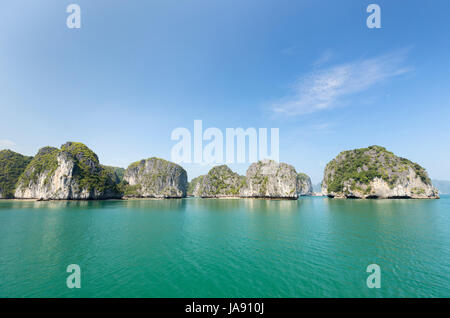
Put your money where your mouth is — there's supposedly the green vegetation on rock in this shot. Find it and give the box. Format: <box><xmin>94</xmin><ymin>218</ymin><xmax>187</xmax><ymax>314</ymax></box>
<box><xmin>103</xmin><ymin>166</ymin><xmax>125</xmax><ymax>183</ymax></box>
<box><xmin>323</xmin><ymin>145</ymin><xmax>437</xmax><ymax>199</ymax></box>
<box><xmin>123</xmin><ymin>157</ymin><xmax>187</xmax><ymax>198</ymax></box>
<box><xmin>0</xmin><ymin>150</ymin><xmax>33</xmax><ymax>198</ymax></box>
<box><xmin>297</xmin><ymin>173</ymin><xmax>310</xmax><ymax>182</ymax></box>
<box><xmin>187</xmin><ymin>175</ymin><xmax>205</xmax><ymax>196</ymax></box>
<box><xmin>325</xmin><ymin>146</ymin><xmax>432</xmax><ymax>193</ymax></box>
<box><xmin>60</xmin><ymin>142</ymin><xmax>118</xmax><ymax>194</ymax></box>
<box><xmin>190</xmin><ymin>165</ymin><xmax>244</xmax><ymax>197</ymax></box>
<box><xmin>16</xmin><ymin>142</ymin><xmax>121</xmax><ymax>199</ymax></box>
<box><xmin>16</xmin><ymin>147</ymin><xmax>59</xmax><ymax>188</ymax></box>
<box><xmin>241</xmin><ymin>159</ymin><xmax>298</xmax><ymax>199</ymax></box>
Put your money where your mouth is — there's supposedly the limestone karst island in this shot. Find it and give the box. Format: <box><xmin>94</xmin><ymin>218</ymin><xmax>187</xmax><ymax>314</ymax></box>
<box><xmin>0</xmin><ymin>142</ymin><xmax>439</xmax><ymax>201</ymax></box>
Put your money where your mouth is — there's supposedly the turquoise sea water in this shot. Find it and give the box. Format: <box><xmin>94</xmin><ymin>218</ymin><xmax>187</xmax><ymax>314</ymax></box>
<box><xmin>0</xmin><ymin>196</ymin><xmax>449</xmax><ymax>298</ymax></box>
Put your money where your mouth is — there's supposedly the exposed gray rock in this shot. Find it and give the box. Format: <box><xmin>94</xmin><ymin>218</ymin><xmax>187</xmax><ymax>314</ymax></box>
<box><xmin>296</xmin><ymin>173</ymin><xmax>313</xmax><ymax>196</ymax></box>
<box><xmin>189</xmin><ymin>165</ymin><xmax>244</xmax><ymax>198</ymax></box>
<box><xmin>240</xmin><ymin>159</ymin><xmax>298</xmax><ymax>199</ymax></box>
<box><xmin>14</xmin><ymin>142</ymin><xmax>122</xmax><ymax>200</ymax></box>
<box><xmin>123</xmin><ymin>158</ymin><xmax>187</xmax><ymax>198</ymax></box>
<box><xmin>322</xmin><ymin>145</ymin><xmax>439</xmax><ymax>199</ymax></box>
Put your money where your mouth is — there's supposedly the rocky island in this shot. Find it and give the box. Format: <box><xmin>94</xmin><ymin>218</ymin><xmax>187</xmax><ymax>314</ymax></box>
<box><xmin>0</xmin><ymin>142</ymin><xmax>440</xmax><ymax>201</ymax></box>
<box><xmin>14</xmin><ymin>142</ymin><xmax>122</xmax><ymax>200</ymax></box>
<box><xmin>322</xmin><ymin>145</ymin><xmax>439</xmax><ymax>199</ymax></box>
<box><xmin>187</xmin><ymin>165</ymin><xmax>245</xmax><ymax>198</ymax></box>
<box><xmin>240</xmin><ymin>159</ymin><xmax>299</xmax><ymax>199</ymax></box>
<box><xmin>296</xmin><ymin>173</ymin><xmax>313</xmax><ymax>196</ymax></box>
<box><xmin>122</xmin><ymin>157</ymin><xmax>187</xmax><ymax>198</ymax></box>
<box><xmin>188</xmin><ymin>160</ymin><xmax>313</xmax><ymax>199</ymax></box>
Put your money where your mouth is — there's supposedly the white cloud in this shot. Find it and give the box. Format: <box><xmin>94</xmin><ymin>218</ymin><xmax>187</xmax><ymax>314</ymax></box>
<box><xmin>272</xmin><ymin>49</ymin><xmax>412</xmax><ymax>116</ymax></box>
<box><xmin>0</xmin><ymin>139</ymin><xmax>15</xmax><ymax>149</ymax></box>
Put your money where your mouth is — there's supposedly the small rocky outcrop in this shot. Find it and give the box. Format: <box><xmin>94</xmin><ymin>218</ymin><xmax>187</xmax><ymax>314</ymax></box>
<box><xmin>240</xmin><ymin>159</ymin><xmax>298</xmax><ymax>199</ymax></box>
<box><xmin>322</xmin><ymin>145</ymin><xmax>439</xmax><ymax>199</ymax></box>
<box><xmin>122</xmin><ymin>158</ymin><xmax>187</xmax><ymax>198</ymax></box>
<box><xmin>297</xmin><ymin>173</ymin><xmax>313</xmax><ymax>196</ymax></box>
<box><xmin>188</xmin><ymin>165</ymin><xmax>245</xmax><ymax>198</ymax></box>
<box><xmin>0</xmin><ymin>150</ymin><xmax>33</xmax><ymax>199</ymax></box>
<box><xmin>14</xmin><ymin>142</ymin><xmax>121</xmax><ymax>200</ymax></box>
<box><xmin>187</xmin><ymin>175</ymin><xmax>204</xmax><ymax>196</ymax></box>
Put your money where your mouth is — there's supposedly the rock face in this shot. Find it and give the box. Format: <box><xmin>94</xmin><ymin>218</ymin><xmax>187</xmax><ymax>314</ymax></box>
<box><xmin>189</xmin><ymin>165</ymin><xmax>245</xmax><ymax>198</ymax></box>
<box><xmin>0</xmin><ymin>150</ymin><xmax>33</xmax><ymax>199</ymax></box>
<box><xmin>322</xmin><ymin>145</ymin><xmax>439</xmax><ymax>199</ymax></box>
<box><xmin>297</xmin><ymin>173</ymin><xmax>313</xmax><ymax>196</ymax></box>
<box><xmin>123</xmin><ymin>158</ymin><xmax>187</xmax><ymax>198</ymax></box>
<box><xmin>240</xmin><ymin>159</ymin><xmax>298</xmax><ymax>199</ymax></box>
<box><xmin>14</xmin><ymin>142</ymin><xmax>121</xmax><ymax>200</ymax></box>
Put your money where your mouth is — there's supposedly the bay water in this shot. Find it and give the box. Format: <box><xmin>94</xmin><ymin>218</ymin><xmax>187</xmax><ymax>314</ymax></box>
<box><xmin>1</xmin><ymin>196</ymin><xmax>449</xmax><ymax>297</ymax></box>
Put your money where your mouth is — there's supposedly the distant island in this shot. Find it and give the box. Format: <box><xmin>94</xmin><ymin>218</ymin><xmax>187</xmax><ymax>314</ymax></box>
<box><xmin>0</xmin><ymin>142</ymin><xmax>440</xmax><ymax>201</ymax></box>
<box><xmin>431</xmin><ymin>180</ymin><xmax>450</xmax><ymax>194</ymax></box>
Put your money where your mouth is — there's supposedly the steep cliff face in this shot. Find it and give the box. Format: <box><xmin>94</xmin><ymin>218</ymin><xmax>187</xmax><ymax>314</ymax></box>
<box><xmin>322</xmin><ymin>145</ymin><xmax>439</xmax><ymax>199</ymax></box>
<box><xmin>240</xmin><ymin>159</ymin><xmax>298</xmax><ymax>199</ymax></box>
<box><xmin>0</xmin><ymin>150</ymin><xmax>33</xmax><ymax>199</ymax></box>
<box><xmin>123</xmin><ymin>158</ymin><xmax>187</xmax><ymax>198</ymax></box>
<box><xmin>189</xmin><ymin>165</ymin><xmax>245</xmax><ymax>198</ymax></box>
<box><xmin>296</xmin><ymin>173</ymin><xmax>313</xmax><ymax>196</ymax></box>
<box><xmin>14</xmin><ymin>142</ymin><xmax>121</xmax><ymax>200</ymax></box>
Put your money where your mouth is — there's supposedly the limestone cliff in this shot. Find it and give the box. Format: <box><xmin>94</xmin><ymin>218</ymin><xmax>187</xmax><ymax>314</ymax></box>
<box><xmin>122</xmin><ymin>158</ymin><xmax>187</xmax><ymax>198</ymax></box>
<box><xmin>322</xmin><ymin>145</ymin><xmax>439</xmax><ymax>199</ymax></box>
<box><xmin>297</xmin><ymin>173</ymin><xmax>313</xmax><ymax>196</ymax></box>
<box><xmin>240</xmin><ymin>159</ymin><xmax>298</xmax><ymax>199</ymax></box>
<box><xmin>0</xmin><ymin>150</ymin><xmax>33</xmax><ymax>199</ymax></box>
<box><xmin>14</xmin><ymin>142</ymin><xmax>121</xmax><ymax>200</ymax></box>
<box><xmin>189</xmin><ymin>165</ymin><xmax>245</xmax><ymax>198</ymax></box>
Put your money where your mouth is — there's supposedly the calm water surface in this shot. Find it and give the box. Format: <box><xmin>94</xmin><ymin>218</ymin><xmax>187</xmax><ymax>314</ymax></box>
<box><xmin>1</xmin><ymin>196</ymin><xmax>449</xmax><ymax>297</ymax></box>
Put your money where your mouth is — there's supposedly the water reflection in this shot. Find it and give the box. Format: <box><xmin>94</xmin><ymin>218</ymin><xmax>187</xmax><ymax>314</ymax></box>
<box><xmin>122</xmin><ymin>198</ymin><xmax>186</xmax><ymax>212</ymax></box>
<box><xmin>243</xmin><ymin>198</ymin><xmax>301</xmax><ymax>214</ymax></box>
<box><xmin>188</xmin><ymin>198</ymin><xmax>243</xmax><ymax>213</ymax></box>
<box><xmin>0</xmin><ymin>200</ymin><xmax>120</xmax><ymax>210</ymax></box>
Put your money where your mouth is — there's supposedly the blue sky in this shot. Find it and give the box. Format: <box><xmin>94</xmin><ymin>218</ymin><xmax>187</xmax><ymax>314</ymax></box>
<box><xmin>1</xmin><ymin>0</ymin><xmax>450</xmax><ymax>183</ymax></box>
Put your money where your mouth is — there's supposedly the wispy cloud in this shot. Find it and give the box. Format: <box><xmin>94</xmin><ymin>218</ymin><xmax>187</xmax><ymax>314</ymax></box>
<box><xmin>310</xmin><ymin>122</ymin><xmax>334</xmax><ymax>133</ymax></box>
<box><xmin>0</xmin><ymin>139</ymin><xmax>15</xmax><ymax>149</ymax></box>
<box><xmin>272</xmin><ymin>49</ymin><xmax>412</xmax><ymax>116</ymax></box>
<box><xmin>313</xmin><ymin>49</ymin><xmax>334</xmax><ymax>67</ymax></box>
